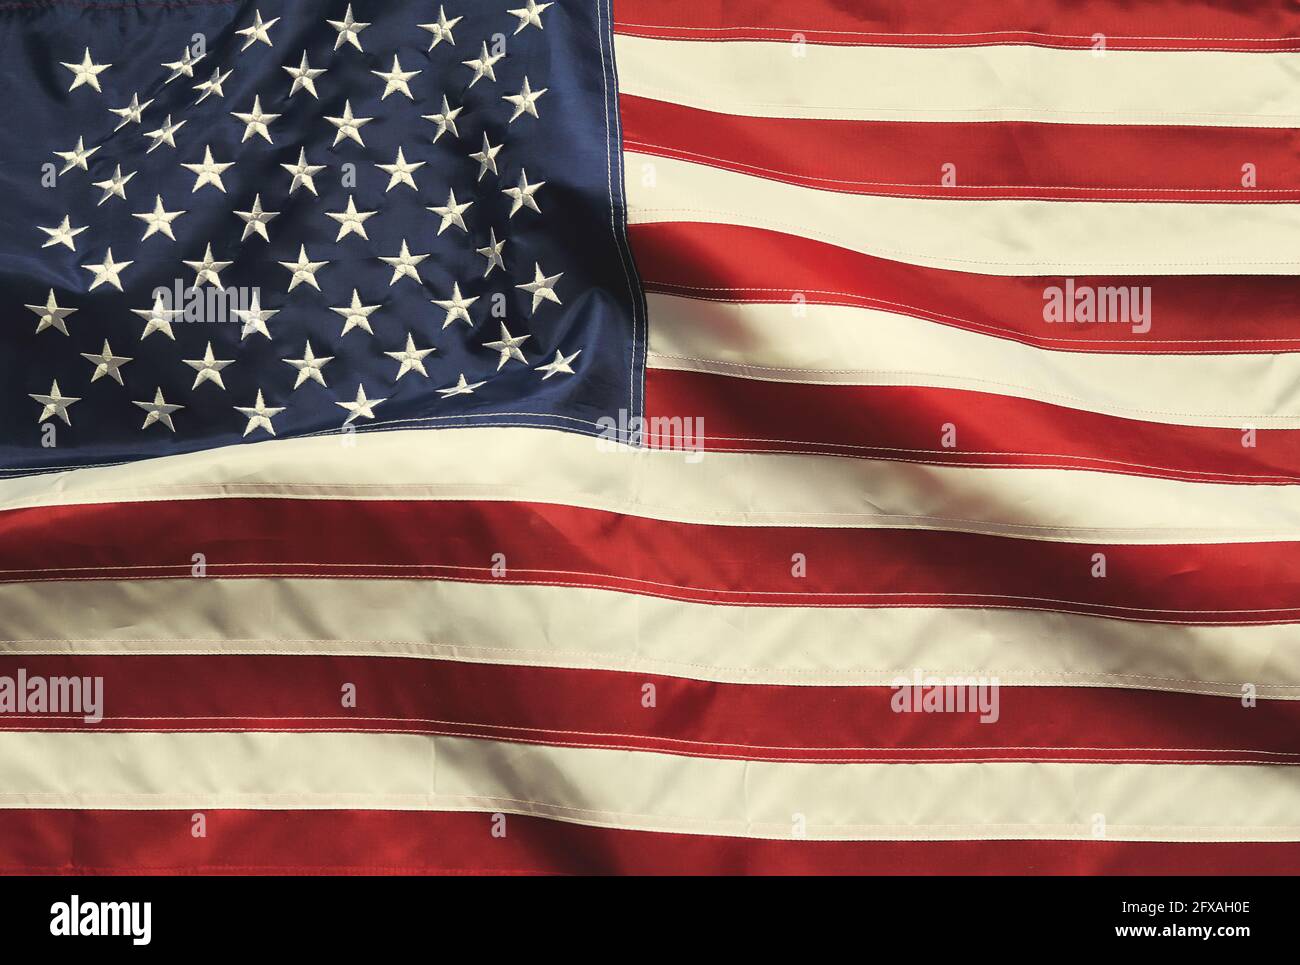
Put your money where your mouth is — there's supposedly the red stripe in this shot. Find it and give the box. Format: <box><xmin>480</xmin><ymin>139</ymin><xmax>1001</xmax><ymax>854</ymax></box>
<box><xmin>2</xmin><ymin>809</ymin><xmax>1297</xmax><ymax>874</ymax></box>
<box><xmin>623</xmin><ymin>95</ymin><xmax>1300</xmax><ymax>203</ymax></box>
<box><xmin>645</xmin><ymin>368</ymin><xmax>1300</xmax><ymax>485</ymax></box>
<box><xmin>612</xmin><ymin>0</ymin><xmax>1300</xmax><ymax>50</ymax></box>
<box><xmin>2</xmin><ymin>498</ymin><xmax>1300</xmax><ymax>622</ymax></box>
<box><xmin>629</xmin><ymin>222</ymin><xmax>1300</xmax><ymax>354</ymax></box>
<box><xmin>0</xmin><ymin>655</ymin><xmax>1292</xmax><ymax>764</ymax></box>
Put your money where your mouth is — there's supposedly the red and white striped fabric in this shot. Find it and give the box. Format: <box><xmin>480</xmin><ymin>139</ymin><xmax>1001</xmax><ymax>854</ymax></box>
<box><xmin>5</xmin><ymin>0</ymin><xmax>1300</xmax><ymax>875</ymax></box>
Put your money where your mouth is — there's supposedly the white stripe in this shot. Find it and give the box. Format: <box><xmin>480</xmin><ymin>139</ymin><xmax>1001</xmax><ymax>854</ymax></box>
<box><xmin>614</xmin><ymin>33</ymin><xmax>1300</xmax><ymax>127</ymax></box>
<box><xmin>645</xmin><ymin>293</ymin><xmax>1300</xmax><ymax>428</ymax></box>
<box><xmin>4</xmin><ymin>578</ymin><xmax>1298</xmax><ymax>697</ymax></box>
<box><xmin>626</xmin><ymin>152</ymin><xmax>1300</xmax><ymax>275</ymax></box>
<box><xmin>0</xmin><ymin>731</ymin><xmax>1295</xmax><ymax>840</ymax></box>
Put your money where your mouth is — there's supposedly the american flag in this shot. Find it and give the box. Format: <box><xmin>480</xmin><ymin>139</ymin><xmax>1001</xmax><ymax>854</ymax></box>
<box><xmin>0</xmin><ymin>0</ymin><xmax>1298</xmax><ymax>875</ymax></box>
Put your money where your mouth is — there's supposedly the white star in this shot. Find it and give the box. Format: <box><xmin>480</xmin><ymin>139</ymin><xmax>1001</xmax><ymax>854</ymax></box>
<box><xmin>462</xmin><ymin>42</ymin><xmax>503</xmax><ymax>88</ymax></box>
<box><xmin>81</xmin><ymin>340</ymin><xmax>132</xmax><ymax>385</ymax></box>
<box><xmin>336</xmin><ymin>384</ymin><xmax>386</xmax><ymax>425</ymax></box>
<box><xmin>37</xmin><ymin>216</ymin><xmax>87</xmax><ymax>252</ymax></box>
<box><xmin>428</xmin><ymin>189</ymin><xmax>473</xmax><ymax>235</ymax></box>
<box><xmin>376</xmin><ymin>147</ymin><xmax>425</xmax><ymax>192</ymax></box>
<box><xmin>508</xmin><ymin>0</ymin><xmax>553</xmax><ymax>33</ymax></box>
<box><xmin>438</xmin><ymin>373</ymin><xmax>485</xmax><ymax>398</ymax></box>
<box><xmin>91</xmin><ymin>164</ymin><xmax>136</xmax><ymax>206</ymax></box>
<box><xmin>53</xmin><ymin>137</ymin><xmax>99</xmax><ymax>174</ymax></box>
<box><xmin>183</xmin><ymin>145</ymin><xmax>235</xmax><ymax>193</ymax></box>
<box><xmin>469</xmin><ymin>132</ymin><xmax>503</xmax><ymax>180</ymax></box>
<box><xmin>236</xmin><ymin>10</ymin><xmax>280</xmax><ymax>50</ymax></box>
<box><xmin>284</xmin><ymin>340</ymin><xmax>334</xmax><ymax>387</ymax></box>
<box><xmin>378</xmin><ymin>241</ymin><xmax>429</xmax><ymax>286</ymax></box>
<box><xmin>133</xmin><ymin>194</ymin><xmax>186</xmax><ymax>241</ymax></box>
<box><xmin>183</xmin><ymin>243</ymin><xmax>232</xmax><ymax>289</ymax></box>
<box><xmin>235</xmin><ymin>390</ymin><xmax>286</xmax><ymax>437</ymax></box>
<box><xmin>279</xmin><ymin>245</ymin><xmax>329</xmax><ymax>291</ymax></box>
<box><xmin>283</xmin><ymin>51</ymin><xmax>326</xmax><ymax>98</ymax></box>
<box><xmin>108</xmin><ymin>93</ymin><xmax>153</xmax><ymax>131</ymax></box>
<box><xmin>183</xmin><ymin>342</ymin><xmax>235</xmax><ymax>389</ymax></box>
<box><xmin>193</xmin><ymin>66</ymin><xmax>234</xmax><ymax>104</ymax></box>
<box><xmin>483</xmin><ymin>322</ymin><xmax>531</xmax><ymax>369</ymax></box>
<box><xmin>502</xmin><ymin>168</ymin><xmax>545</xmax><ymax>217</ymax></box>
<box><xmin>475</xmin><ymin>228</ymin><xmax>507</xmax><ymax>277</ymax></box>
<box><xmin>326</xmin><ymin>195</ymin><xmax>377</xmax><ymax>241</ymax></box>
<box><xmin>30</xmin><ymin>381</ymin><xmax>80</xmax><ymax>426</ymax></box>
<box><xmin>371</xmin><ymin>54</ymin><xmax>420</xmax><ymax>100</ymax></box>
<box><xmin>419</xmin><ymin>6</ymin><xmax>463</xmax><ymax>49</ymax></box>
<box><xmin>232</xmin><ymin>95</ymin><xmax>280</xmax><ymax>143</ymax></box>
<box><xmin>233</xmin><ymin>291</ymin><xmax>279</xmax><ymax>340</ymax></box>
<box><xmin>433</xmin><ymin>281</ymin><xmax>478</xmax><ymax>328</ymax></box>
<box><xmin>82</xmin><ymin>248</ymin><xmax>132</xmax><ymax>292</ymax></box>
<box><xmin>516</xmin><ymin>261</ymin><xmax>563</xmax><ymax>313</ymax></box>
<box><xmin>535</xmin><ymin>347</ymin><xmax>580</xmax><ymax>379</ymax></box>
<box><xmin>144</xmin><ymin>115</ymin><xmax>186</xmax><ymax>153</ymax></box>
<box><xmin>61</xmin><ymin>48</ymin><xmax>110</xmax><ymax>93</ymax></box>
<box><xmin>26</xmin><ymin>290</ymin><xmax>77</xmax><ymax>336</ymax></box>
<box><xmin>325</xmin><ymin>100</ymin><xmax>373</xmax><ymax>147</ymax></box>
<box><xmin>133</xmin><ymin>388</ymin><xmax>184</xmax><ymax>432</ymax></box>
<box><xmin>386</xmin><ymin>333</ymin><xmax>436</xmax><ymax>380</ymax></box>
<box><xmin>328</xmin><ymin>4</ymin><xmax>371</xmax><ymax>51</ymax></box>
<box><xmin>133</xmin><ymin>293</ymin><xmax>181</xmax><ymax>340</ymax></box>
<box><xmin>421</xmin><ymin>96</ymin><xmax>462</xmax><ymax>142</ymax></box>
<box><xmin>331</xmin><ymin>290</ymin><xmax>382</xmax><ymax>335</ymax></box>
<box><xmin>162</xmin><ymin>47</ymin><xmax>205</xmax><ymax>84</ymax></box>
<box><xmin>503</xmin><ymin>76</ymin><xmax>547</xmax><ymax>122</ymax></box>
<box><xmin>281</xmin><ymin>147</ymin><xmax>325</xmax><ymax>195</ymax></box>
<box><xmin>234</xmin><ymin>194</ymin><xmax>279</xmax><ymax>242</ymax></box>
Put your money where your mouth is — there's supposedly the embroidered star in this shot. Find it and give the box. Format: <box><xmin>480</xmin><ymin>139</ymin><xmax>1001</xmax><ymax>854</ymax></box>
<box><xmin>421</xmin><ymin>96</ymin><xmax>462</xmax><ymax>142</ymax></box>
<box><xmin>469</xmin><ymin>133</ymin><xmax>503</xmax><ymax>181</ymax></box>
<box><xmin>462</xmin><ymin>42</ymin><xmax>503</xmax><ymax>88</ymax></box>
<box><xmin>475</xmin><ymin>228</ymin><xmax>507</xmax><ymax>277</ymax></box>
<box><xmin>235</xmin><ymin>390</ymin><xmax>286</xmax><ymax>437</ymax></box>
<box><xmin>386</xmin><ymin>333</ymin><xmax>436</xmax><ymax>380</ymax></box>
<box><xmin>376</xmin><ymin>147</ymin><xmax>424</xmax><ymax>192</ymax></box>
<box><xmin>81</xmin><ymin>340</ymin><xmax>132</xmax><ymax>385</ymax></box>
<box><xmin>516</xmin><ymin>261</ymin><xmax>563</xmax><ymax>313</ymax></box>
<box><xmin>38</xmin><ymin>216</ymin><xmax>87</xmax><ymax>252</ymax></box>
<box><xmin>331</xmin><ymin>290</ymin><xmax>381</xmax><ymax>335</ymax></box>
<box><xmin>328</xmin><ymin>4</ymin><xmax>371</xmax><ymax>51</ymax></box>
<box><xmin>91</xmin><ymin>164</ymin><xmax>136</xmax><ymax>206</ymax></box>
<box><xmin>326</xmin><ymin>195</ymin><xmax>377</xmax><ymax>241</ymax></box>
<box><xmin>183</xmin><ymin>243</ymin><xmax>232</xmax><ymax>289</ymax></box>
<box><xmin>133</xmin><ymin>194</ymin><xmax>186</xmax><ymax>241</ymax></box>
<box><xmin>133</xmin><ymin>293</ymin><xmax>181</xmax><ymax>340</ymax></box>
<box><xmin>234</xmin><ymin>194</ymin><xmax>279</xmax><ymax>242</ymax></box>
<box><xmin>183</xmin><ymin>146</ymin><xmax>235</xmax><ymax>193</ymax></box>
<box><xmin>283</xmin><ymin>51</ymin><xmax>326</xmax><ymax>98</ymax></box>
<box><xmin>336</xmin><ymin>384</ymin><xmax>385</xmax><ymax>425</ymax></box>
<box><xmin>53</xmin><ymin>137</ymin><xmax>99</xmax><ymax>174</ymax></box>
<box><xmin>503</xmin><ymin>168</ymin><xmax>545</xmax><ymax>217</ymax></box>
<box><xmin>232</xmin><ymin>95</ymin><xmax>280</xmax><ymax>143</ymax></box>
<box><xmin>194</xmin><ymin>67</ymin><xmax>234</xmax><ymax>104</ymax></box>
<box><xmin>281</xmin><ymin>147</ymin><xmax>325</xmax><ymax>195</ymax></box>
<box><xmin>483</xmin><ymin>322</ymin><xmax>531</xmax><ymax>369</ymax></box>
<box><xmin>325</xmin><ymin>100</ymin><xmax>373</xmax><ymax>147</ymax></box>
<box><xmin>30</xmin><ymin>381</ymin><xmax>80</xmax><ymax>425</ymax></box>
<box><xmin>109</xmin><ymin>93</ymin><xmax>153</xmax><ymax>131</ymax></box>
<box><xmin>438</xmin><ymin>373</ymin><xmax>485</xmax><ymax>398</ymax></box>
<box><xmin>183</xmin><ymin>342</ymin><xmax>235</xmax><ymax>389</ymax></box>
<box><xmin>419</xmin><ymin>6</ymin><xmax>463</xmax><ymax>49</ymax></box>
<box><xmin>279</xmin><ymin>245</ymin><xmax>329</xmax><ymax>291</ymax></box>
<box><xmin>378</xmin><ymin>241</ymin><xmax>428</xmax><ymax>286</ymax></box>
<box><xmin>26</xmin><ymin>290</ymin><xmax>77</xmax><ymax>336</ymax></box>
<box><xmin>372</xmin><ymin>55</ymin><xmax>419</xmax><ymax>100</ymax></box>
<box><xmin>236</xmin><ymin>10</ymin><xmax>280</xmax><ymax>50</ymax></box>
<box><xmin>61</xmin><ymin>48</ymin><xmax>110</xmax><ymax>93</ymax></box>
<box><xmin>536</xmin><ymin>348</ymin><xmax>581</xmax><ymax>379</ymax></box>
<box><xmin>503</xmin><ymin>76</ymin><xmax>547</xmax><ymax>122</ymax></box>
<box><xmin>508</xmin><ymin>0</ymin><xmax>553</xmax><ymax>33</ymax></box>
<box><xmin>428</xmin><ymin>189</ymin><xmax>472</xmax><ymax>235</ymax></box>
<box><xmin>284</xmin><ymin>340</ymin><xmax>334</xmax><ymax>387</ymax></box>
<box><xmin>433</xmin><ymin>282</ymin><xmax>478</xmax><ymax>328</ymax></box>
<box><xmin>82</xmin><ymin>248</ymin><xmax>132</xmax><ymax>292</ymax></box>
<box><xmin>133</xmin><ymin>388</ymin><xmax>184</xmax><ymax>432</ymax></box>
<box><xmin>233</xmin><ymin>291</ymin><xmax>279</xmax><ymax>340</ymax></box>
<box><xmin>144</xmin><ymin>115</ymin><xmax>186</xmax><ymax>153</ymax></box>
<box><xmin>162</xmin><ymin>47</ymin><xmax>205</xmax><ymax>84</ymax></box>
